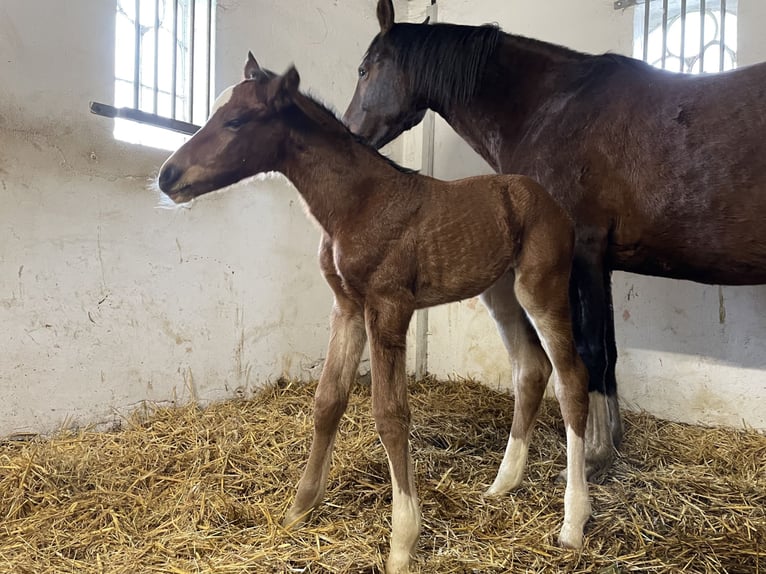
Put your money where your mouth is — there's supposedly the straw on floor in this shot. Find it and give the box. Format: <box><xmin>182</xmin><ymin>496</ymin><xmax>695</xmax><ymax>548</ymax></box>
<box><xmin>1</xmin><ymin>377</ymin><xmax>764</xmax><ymax>573</ymax></box>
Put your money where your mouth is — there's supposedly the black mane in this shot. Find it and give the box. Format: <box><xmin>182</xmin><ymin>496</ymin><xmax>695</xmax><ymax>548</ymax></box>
<box><xmin>376</xmin><ymin>22</ymin><xmax>504</xmax><ymax>108</ymax></box>
<box><xmin>294</xmin><ymin>91</ymin><xmax>418</xmax><ymax>175</ymax></box>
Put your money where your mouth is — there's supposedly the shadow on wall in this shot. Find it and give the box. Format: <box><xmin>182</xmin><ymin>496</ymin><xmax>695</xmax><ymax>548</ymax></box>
<box><xmin>613</xmin><ymin>273</ymin><xmax>766</xmax><ymax>369</ymax></box>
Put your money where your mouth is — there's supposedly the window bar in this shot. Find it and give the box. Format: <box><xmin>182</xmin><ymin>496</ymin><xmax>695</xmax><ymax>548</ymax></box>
<box><xmin>642</xmin><ymin>0</ymin><xmax>650</xmax><ymax>62</ymax></box>
<box><xmin>679</xmin><ymin>0</ymin><xmax>687</xmax><ymax>72</ymax></box>
<box><xmin>188</xmin><ymin>0</ymin><xmax>196</xmax><ymax>124</ymax></box>
<box><xmin>153</xmin><ymin>0</ymin><xmax>160</xmax><ymax>114</ymax></box>
<box><xmin>171</xmin><ymin>0</ymin><xmax>178</xmax><ymax>119</ymax></box>
<box><xmin>134</xmin><ymin>0</ymin><xmax>141</xmax><ymax>109</ymax></box>
<box><xmin>719</xmin><ymin>0</ymin><xmax>726</xmax><ymax>71</ymax></box>
<box><xmin>700</xmin><ymin>0</ymin><xmax>706</xmax><ymax>71</ymax></box>
<box><xmin>205</xmin><ymin>0</ymin><xmax>212</xmax><ymax>118</ymax></box>
<box><xmin>661</xmin><ymin>0</ymin><xmax>669</xmax><ymax>69</ymax></box>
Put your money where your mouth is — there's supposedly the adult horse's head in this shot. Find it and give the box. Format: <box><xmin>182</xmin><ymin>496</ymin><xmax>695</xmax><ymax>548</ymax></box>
<box><xmin>158</xmin><ymin>53</ymin><xmax>299</xmax><ymax>203</ymax></box>
<box><xmin>342</xmin><ymin>0</ymin><xmax>501</xmax><ymax>149</ymax></box>
<box><xmin>341</xmin><ymin>0</ymin><xmax>427</xmax><ymax>148</ymax></box>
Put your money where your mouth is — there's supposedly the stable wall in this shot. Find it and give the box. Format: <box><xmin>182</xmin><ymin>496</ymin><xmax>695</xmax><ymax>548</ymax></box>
<box><xmin>417</xmin><ymin>0</ymin><xmax>766</xmax><ymax>429</ymax></box>
<box><xmin>0</xmin><ymin>0</ymin><xmax>397</xmax><ymax>436</ymax></box>
<box><xmin>1</xmin><ymin>0</ymin><xmax>763</xmax><ymax>436</ymax></box>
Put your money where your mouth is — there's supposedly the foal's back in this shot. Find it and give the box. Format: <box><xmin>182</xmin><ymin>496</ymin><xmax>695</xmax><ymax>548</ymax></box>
<box><xmin>408</xmin><ymin>174</ymin><xmax>573</xmax><ymax>308</ymax></box>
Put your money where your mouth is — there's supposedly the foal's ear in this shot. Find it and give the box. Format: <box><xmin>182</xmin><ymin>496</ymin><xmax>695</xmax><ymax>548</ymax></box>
<box><xmin>244</xmin><ymin>51</ymin><xmax>264</xmax><ymax>80</ymax></box>
<box><xmin>266</xmin><ymin>66</ymin><xmax>300</xmax><ymax>111</ymax></box>
<box><xmin>377</xmin><ymin>0</ymin><xmax>395</xmax><ymax>34</ymax></box>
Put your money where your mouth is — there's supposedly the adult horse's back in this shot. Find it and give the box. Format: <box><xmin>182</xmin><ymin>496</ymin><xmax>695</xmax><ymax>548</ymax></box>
<box><xmin>343</xmin><ymin>0</ymin><xmax>766</xmax><ymax>478</ymax></box>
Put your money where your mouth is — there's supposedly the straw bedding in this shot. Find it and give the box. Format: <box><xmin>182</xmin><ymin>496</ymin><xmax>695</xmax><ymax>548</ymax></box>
<box><xmin>1</xmin><ymin>377</ymin><xmax>764</xmax><ymax>573</ymax></box>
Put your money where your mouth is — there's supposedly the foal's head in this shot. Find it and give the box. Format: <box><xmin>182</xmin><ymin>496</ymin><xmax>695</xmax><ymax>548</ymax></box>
<box><xmin>158</xmin><ymin>53</ymin><xmax>300</xmax><ymax>203</ymax></box>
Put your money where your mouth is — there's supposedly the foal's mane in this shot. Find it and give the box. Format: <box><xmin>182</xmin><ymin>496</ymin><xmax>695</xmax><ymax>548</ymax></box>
<box><xmin>291</xmin><ymin>90</ymin><xmax>418</xmax><ymax>175</ymax></box>
<box><xmin>378</xmin><ymin>22</ymin><xmax>504</xmax><ymax>108</ymax></box>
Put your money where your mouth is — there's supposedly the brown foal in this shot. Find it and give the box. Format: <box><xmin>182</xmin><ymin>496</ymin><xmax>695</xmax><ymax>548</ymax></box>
<box><xmin>157</xmin><ymin>54</ymin><xmax>591</xmax><ymax>573</ymax></box>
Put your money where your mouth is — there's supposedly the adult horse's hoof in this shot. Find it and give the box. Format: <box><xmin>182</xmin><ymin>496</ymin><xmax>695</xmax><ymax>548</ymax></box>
<box><xmin>556</xmin><ymin>450</ymin><xmax>614</xmax><ymax>484</ymax></box>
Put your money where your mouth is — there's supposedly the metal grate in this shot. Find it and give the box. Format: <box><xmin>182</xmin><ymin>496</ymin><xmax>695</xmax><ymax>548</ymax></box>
<box><xmin>90</xmin><ymin>0</ymin><xmax>214</xmax><ymax>136</ymax></box>
<box><xmin>619</xmin><ymin>0</ymin><xmax>737</xmax><ymax>73</ymax></box>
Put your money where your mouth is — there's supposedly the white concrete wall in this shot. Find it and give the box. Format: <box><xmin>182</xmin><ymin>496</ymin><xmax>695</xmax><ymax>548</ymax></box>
<box><xmin>1</xmin><ymin>0</ymin><xmax>764</xmax><ymax>436</ymax></box>
<box><xmin>0</xmin><ymin>0</ymin><xmax>392</xmax><ymax>437</ymax></box>
<box><xmin>409</xmin><ymin>0</ymin><xmax>766</xmax><ymax>429</ymax></box>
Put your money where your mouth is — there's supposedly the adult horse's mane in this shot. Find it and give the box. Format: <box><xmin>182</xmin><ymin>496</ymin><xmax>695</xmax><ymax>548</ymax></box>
<box><xmin>290</xmin><ymin>89</ymin><xmax>418</xmax><ymax>175</ymax></box>
<box><xmin>378</xmin><ymin>22</ymin><xmax>504</xmax><ymax>109</ymax></box>
<box><xmin>377</xmin><ymin>22</ymin><xmax>654</xmax><ymax>108</ymax></box>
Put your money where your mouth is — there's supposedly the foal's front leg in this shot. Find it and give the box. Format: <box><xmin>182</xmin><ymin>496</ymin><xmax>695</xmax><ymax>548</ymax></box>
<box><xmin>283</xmin><ymin>290</ymin><xmax>367</xmax><ymax>528</ymax></box>
<box><xmin>366</xmin><ymin>295</ymin><xmax>420</xmax><ymax>574</ymax></box>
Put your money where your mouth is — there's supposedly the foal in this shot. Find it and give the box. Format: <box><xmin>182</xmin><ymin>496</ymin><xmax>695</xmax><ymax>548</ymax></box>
<box><xmin>158</xmin><ymin>54</ymin><xmax>590</xmax><ymax>573</ymax></box>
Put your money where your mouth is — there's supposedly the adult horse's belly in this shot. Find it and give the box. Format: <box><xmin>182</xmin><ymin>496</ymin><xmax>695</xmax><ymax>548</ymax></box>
<box><xmin>608</xmin><ymin>221</ymin><xmax>766</xmax><ymax>285</ymax></box>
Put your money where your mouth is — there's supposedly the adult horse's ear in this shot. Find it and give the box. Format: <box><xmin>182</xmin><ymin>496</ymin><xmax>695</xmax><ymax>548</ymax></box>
<box><xmin>266</xmin><ymin>66</ymin><xmax>300</xmax><ymax>111</ymax></box>
<box><xmin>244</xmin><ymin>51</ymin><xmax>263</xmax><ymax>80</ymax></box>
<box><xmin>422</xmin><ymin>16</ymin><xmax>430</xmax><ymax>25</ymax></box>
<box><xmin>377</xmin><ymin>0</ymin><xmax>395</xmax><ymax>34</ymax></box>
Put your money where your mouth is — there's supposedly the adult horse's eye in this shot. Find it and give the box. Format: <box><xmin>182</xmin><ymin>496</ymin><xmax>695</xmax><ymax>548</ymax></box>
<box><xmin>225</xmin><ymin>117</ymin><xmax>247</xmax><ymax>130</ymax></box>
<box><xmin>358</xmin><ymin>67</ymin><xmax>367</xmax><ymax>79</ymax></box>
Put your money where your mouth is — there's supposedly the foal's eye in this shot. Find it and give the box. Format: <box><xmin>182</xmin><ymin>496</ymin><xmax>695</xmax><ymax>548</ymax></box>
<box><xmin>358</xmin><ymin>67</ymin><xmax>367</xmax><ymax>79</ymax></box>
<box><xmin>224</xmin><ymin>117</ymin><xmax>247</xmax><ymax>130</ymax></box>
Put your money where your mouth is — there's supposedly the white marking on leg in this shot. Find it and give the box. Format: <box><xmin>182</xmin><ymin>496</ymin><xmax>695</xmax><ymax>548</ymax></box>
<box><xmin>383</xmin><ymin>447</ymin><xmax>420</xmax><ymax>574</ymax></box>
<box><xmin>559</xmin><ymin>427</ymin><xmax>591</xmax><ymax>549</ymax></box>
<box><xmin>586</xmin><ymin>390</ymin><xmax>612</xmax><ymax>458</ymax></box>
<box><xmin>486</xmin><ymin>435</ymin><xmax>529</xmax><ymax>496</ymax></box>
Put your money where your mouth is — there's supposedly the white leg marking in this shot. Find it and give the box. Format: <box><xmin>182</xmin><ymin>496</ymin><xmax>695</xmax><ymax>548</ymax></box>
<box><xmin>485</xmin><ymin>436</ymin><xmax>529</xmax><ymax>496</ymax></box>
<box><xmin>384</xmin><ymin>450</ymin><xmax>420</xmax><ymax>574</ymax></box>
<box><xmin>586</xmin><ymin>390</ymin><xmax>612</xmax><ymax>456</ymax></box>
<box><xmin>559</xmin><ymin>427</ymin><xmax>591</xmax><ymax>549</ymax></box>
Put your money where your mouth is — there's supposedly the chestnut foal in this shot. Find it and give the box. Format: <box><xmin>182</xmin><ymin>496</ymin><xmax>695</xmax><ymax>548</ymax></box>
<box><xmin>157</xmin><ymin>54</ymin><xmax>591</xmax><ymax>573</ymax></box>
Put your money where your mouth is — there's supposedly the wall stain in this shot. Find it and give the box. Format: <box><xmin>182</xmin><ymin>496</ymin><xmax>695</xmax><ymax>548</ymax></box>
<box><xmin>718</xmin><ymin>285</ymin><xmax>726</xmax><ymax>325</ymax></box>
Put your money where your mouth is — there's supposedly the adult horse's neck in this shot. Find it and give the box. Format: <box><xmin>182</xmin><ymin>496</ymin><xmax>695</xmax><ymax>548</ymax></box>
<box><xmin>279</xmin><ymin>96</ymin><xmax>412</xmax><ymax>237</ymax></box>
<box><xmin>433</xmin><ymin>34</ymin><xmax>587</xmax><ymax>171</ymax></box>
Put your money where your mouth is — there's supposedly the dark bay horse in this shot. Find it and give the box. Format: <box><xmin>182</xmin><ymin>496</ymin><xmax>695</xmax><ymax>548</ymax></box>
<box><xmin>158</xmin><ymin>54</ymin><xmax>591</xmax><ymax>572</ymax></box>
<box><xmin>343</xmin><ymin>0</ymin><xmax>766</xmax><ymax>480</ymax></box>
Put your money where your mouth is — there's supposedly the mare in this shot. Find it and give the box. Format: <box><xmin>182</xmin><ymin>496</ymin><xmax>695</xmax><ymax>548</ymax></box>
<box><xmin>343</xmin><ymin>0</ymin><xmax>766</xmax><ymax>480</ymax></box>
<box><xmin>158</xmin><ymin>54</ymin><xmax>592</xmax><ymax>573</ymax></box>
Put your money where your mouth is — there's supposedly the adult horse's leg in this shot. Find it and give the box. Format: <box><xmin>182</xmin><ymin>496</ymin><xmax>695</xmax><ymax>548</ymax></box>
<box><xmin>515</xmin><ymin>264</ymin><xmax>591</xmax><ymax>549</ymax></box>
<box><xmin>283</xmin><ymin>288</ymin><xmax>367</xmax><ymax>528</ymax></box>
<box><xmin>569</xmin><ymin>235</ymin><xmax>617</xmax><ymax>481</ymax></box>
<box><xmin>366</xmin><ymin>294</ymin><xmax>419</xmax><ymax>574</ymax></box>
<box><xmin>480</xmin><ymin>271</ymin><xmax>552</xmax><ymax>496</ymax></box>
<box><xmin>603</xmin><ymin>276</ymin><xmax>624</xmax><ymax>448</ymax></box>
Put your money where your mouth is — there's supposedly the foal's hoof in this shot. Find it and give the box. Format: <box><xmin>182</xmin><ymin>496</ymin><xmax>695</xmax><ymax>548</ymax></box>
<box><xmin>282</xmin><ymin>507</ymin><xmax>311</xmax><ymax>530</ymax></box>
<box><xmin>557</xmin><ymin>525</ymin><xmax>584</xmax><ymax>550</ymax></box>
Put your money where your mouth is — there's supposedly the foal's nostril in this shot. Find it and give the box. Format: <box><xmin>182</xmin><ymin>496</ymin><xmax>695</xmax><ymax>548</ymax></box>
<box><xmin>158</xmin><ymin>164</ymin><xmax>182</xmax><ymax>193</ymax></box>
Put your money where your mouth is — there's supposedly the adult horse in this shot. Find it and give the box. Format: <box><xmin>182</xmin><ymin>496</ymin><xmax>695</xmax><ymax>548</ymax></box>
<box><xmin>343</xmin><ymin>0</ymin><xmax>766</xmax><ymax>479</ymax></box>
<box><xmin>158</xmin><ymin>54</ymin><xmax>592</xmax><ymax>573</ymax></box>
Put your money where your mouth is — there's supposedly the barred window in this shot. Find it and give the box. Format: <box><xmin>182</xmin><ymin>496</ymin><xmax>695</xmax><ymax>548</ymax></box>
<box><xmin>91</xmin><ymin>0</ymin><xmax>214</xmax><ymax>150</ymax></box>
<box><xmin>629</xmin><ymin>0</ymin><xmax>738</xmax><ymax>73</ymax></box>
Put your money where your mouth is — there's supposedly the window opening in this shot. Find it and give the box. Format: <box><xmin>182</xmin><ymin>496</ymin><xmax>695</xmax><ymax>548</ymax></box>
<box><xmin>90</xmin><ymin>0</ymin><xmax>214</xmax><ymax>150</ymax></box>
<box><xmin>626</xmin><ymin>0</ymin><xmax>738</xmax><ymax>73</ymax></box>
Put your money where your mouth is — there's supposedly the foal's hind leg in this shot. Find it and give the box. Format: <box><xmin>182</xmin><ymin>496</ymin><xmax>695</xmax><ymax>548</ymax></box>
<box><xmin>480</xmin><ymin>271</ymin><xmax>552</xmax><ymax>496</ymax></box>
<box><xmin>515</xmin><ymin>263</ymin><xmax>591</xmax><ymax>549</ymax></box>
<box><xmin>283</xmin><ymin>291</ymin><xmax>367</xmax><ymax>528</ymax></box>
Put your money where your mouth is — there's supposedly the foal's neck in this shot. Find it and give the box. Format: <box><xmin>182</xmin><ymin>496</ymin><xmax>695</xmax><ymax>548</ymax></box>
<box><xmin>279</xmin><ymin>104</ymin><xmax>409</xmax><ymax>237</ymax></box>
